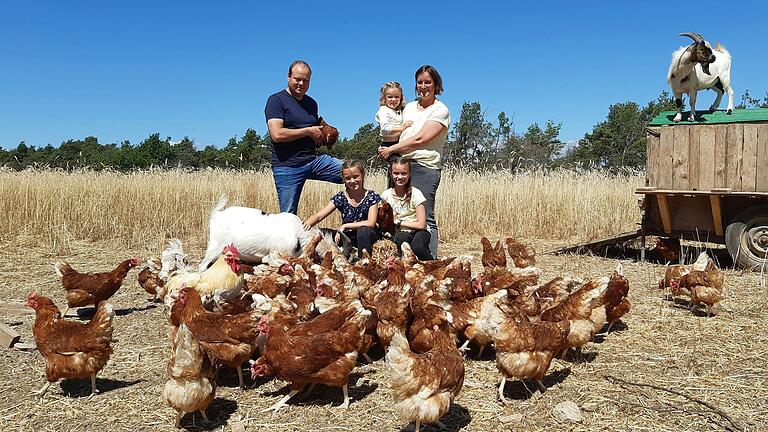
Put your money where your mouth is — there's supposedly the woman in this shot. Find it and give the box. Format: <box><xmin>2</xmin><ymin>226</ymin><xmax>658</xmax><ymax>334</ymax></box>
<box><xmin>378</xmin><ymin>65</ymin><xmax>450</xmax><ymax>258</ymax></box>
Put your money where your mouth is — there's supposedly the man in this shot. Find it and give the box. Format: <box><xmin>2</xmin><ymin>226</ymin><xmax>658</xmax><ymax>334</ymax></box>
<box><xmin>265</xmin><ymin>60</ymin><xmax>342</xmax><ymax>214</ymax></box>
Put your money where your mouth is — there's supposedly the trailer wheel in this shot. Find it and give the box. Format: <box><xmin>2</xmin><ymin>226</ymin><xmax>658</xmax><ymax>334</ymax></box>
<box><xmin>725</xmin><ymin>206</ymin><xmax>768</xmax><ymax>271</ymax></box>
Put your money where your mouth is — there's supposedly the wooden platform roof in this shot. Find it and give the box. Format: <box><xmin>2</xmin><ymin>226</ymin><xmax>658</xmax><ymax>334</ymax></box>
<box><xmin>649</xmin><ymin>108</ymin><xmax>768</xmax><ymax>126</ymax></box>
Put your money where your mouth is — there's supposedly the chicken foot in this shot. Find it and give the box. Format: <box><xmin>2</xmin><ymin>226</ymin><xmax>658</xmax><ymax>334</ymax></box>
<box><xmin>31</xmin><ymin>381</ymin><xmax>52</xmax><ymax>403</ymax></box>
<box><xmin>261</xmin><ymin>388</ymin><xmax>301</xmax><ymax>412</ymax></box>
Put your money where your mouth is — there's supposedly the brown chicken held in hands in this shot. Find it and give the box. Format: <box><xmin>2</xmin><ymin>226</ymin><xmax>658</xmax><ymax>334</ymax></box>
<box><xmin>26</xmin><ymin>292</ymin><xmax>115</xmax><ymax>401</ymax></box>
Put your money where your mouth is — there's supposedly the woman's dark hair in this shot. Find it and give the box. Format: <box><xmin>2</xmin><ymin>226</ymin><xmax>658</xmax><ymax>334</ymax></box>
<box><xmin>389</xmin><ymin>156</ymin><xmax>412</xmax><ymax>192</ymax></box>
<box><xmin>415</xmin><ymin>65</ymin><xmax>443</xmax><ymax>96</ymax></box>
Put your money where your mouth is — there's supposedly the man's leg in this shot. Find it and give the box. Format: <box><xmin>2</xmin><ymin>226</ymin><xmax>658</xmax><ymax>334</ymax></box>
<box><xmin>272</xmin><ymin>164</ymin><xmax>309</xmax><ymax>214</ymax></box>
<box><xmin>409</xmin><ymin>164</ymin><xmax>441</xmax><ymax>257</ymax></box>
<box><xmin>307</xmin><ymin>154</ymin><xmax>343</xmax><ymax>184</ymax></box>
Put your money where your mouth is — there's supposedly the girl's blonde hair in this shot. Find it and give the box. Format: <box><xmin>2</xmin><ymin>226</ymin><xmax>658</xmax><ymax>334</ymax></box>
<box><xmin>342</xmin><ymin>159</ymin><xmax>366</xmax><ymax>177</ymax></box>
<box><xmin>379</xmin><ymin>82</ymin><xmax>405</xmax><ymax>110</ymax></box>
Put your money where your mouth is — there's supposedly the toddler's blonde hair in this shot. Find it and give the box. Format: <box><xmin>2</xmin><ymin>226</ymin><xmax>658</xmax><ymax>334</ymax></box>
<box><xmin>379</xmin><ymin>82</ymin><xmax>405</xmax><ymax>110</ymax></box>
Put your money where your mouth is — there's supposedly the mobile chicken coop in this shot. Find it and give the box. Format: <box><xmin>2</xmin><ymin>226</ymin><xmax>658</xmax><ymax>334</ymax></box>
<box><xmin>636</xmin><ymin>108</ymin><xmax>768</xmax><ymax>269</ymax></box>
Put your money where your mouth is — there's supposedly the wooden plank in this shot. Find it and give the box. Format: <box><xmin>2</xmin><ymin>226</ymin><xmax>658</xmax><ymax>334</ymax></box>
<box><xmin>549</xmin><ymin>230</ymin><xmax>641</xmax><ymax>255</ymax></box>
<box><xmin>673</xmin><ymin>125</ymin><xmax>690</xmax><ymax>190</ymax></box>
<box><xmin>646</xmin><ymin>128</ymin><xmax>660</xmax><ymax>187</ymax></box>
<box><xmin>0</xmin><ymin>303</ymin><xmax>33</xmax><ymax>315</ymax></box>
<box><xmin>657</xmin><ymin>194</ymin><xmax>672</xmax><ymax>234</ymax></box>
<box><xmin>742</xmin><ymin>124</ymin><xmax>758</xmax><ymax>192</ymax></box>
<box><xmin>714</xmin><ymin>125</ymin><xmax>728</xmax><ymax>188</ymax></box>
<box><xmin>725</xmin><ymin>123</ymin><xmax>744</xmax><ymax>191</ymax></box>
<box><xmin>659</xmin><ymin>127</ymin><xmax>675</xmax><ymax>189</ymax></box>
<box><xmin>709</xmin><ymin>195</ymin><xmax>724</xmax><ymax>236</ymax></box>
<box><xmin>758</xmin><ymin>124</ymin><xmax>768</xmax><ymax>192</ymax></box>
<box><xmin>0</xmin><ymin>324</ymin><xmax>20</xmax><ymax>349</ymax></box>
<box><xmin>698</xmin><ymin>125</ymin><xmax>715</xmax><ymax>190</ymax></box>
<box><xmin>688</xmin><ymin>125</ymin><xmax>701</xmax><ymax>190</ymax></box>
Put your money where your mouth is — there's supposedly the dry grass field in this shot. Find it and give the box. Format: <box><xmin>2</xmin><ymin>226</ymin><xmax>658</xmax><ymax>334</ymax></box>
<box><xmin>1</xmin><ymin>168</ymin><xmax>766</xmax><ymax>431</ymax></box>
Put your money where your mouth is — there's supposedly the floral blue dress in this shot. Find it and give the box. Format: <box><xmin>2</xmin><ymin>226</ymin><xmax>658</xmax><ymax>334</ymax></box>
<box><xmin>331</xmin><ymin>190</ymin><xmax>382</xmax><ymax>223</ymax></box>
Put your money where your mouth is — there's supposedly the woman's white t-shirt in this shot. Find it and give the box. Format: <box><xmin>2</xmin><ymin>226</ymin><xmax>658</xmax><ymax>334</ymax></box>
<box><xmin>398</xmin><ymin>100</ymin><xmax>450</xmax><ymax>169</ymax></box>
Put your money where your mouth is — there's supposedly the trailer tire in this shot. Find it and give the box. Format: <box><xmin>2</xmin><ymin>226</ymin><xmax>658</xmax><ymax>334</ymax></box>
<box><xmin>725</xmin><ymin>206</ymin><xmax>768</xmax><ymax>271</ymax></box>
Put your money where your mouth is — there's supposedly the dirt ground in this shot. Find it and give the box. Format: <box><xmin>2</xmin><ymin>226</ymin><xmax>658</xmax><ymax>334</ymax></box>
<box><xmin>0</xmin><ymin>235</ymin><xmax>766</xmax><ymax>432</ymax></box>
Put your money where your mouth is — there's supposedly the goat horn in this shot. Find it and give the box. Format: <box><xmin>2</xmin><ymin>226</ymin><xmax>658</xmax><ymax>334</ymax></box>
<box><xmin>678</xmin><ymin>32</ymin><xmax>703</xmax><ymax>43</ymax></box>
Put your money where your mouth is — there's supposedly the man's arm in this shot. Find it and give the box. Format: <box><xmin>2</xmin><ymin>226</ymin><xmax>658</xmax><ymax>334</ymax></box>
<box><xmin>267</xmin><ymin>118</ymin><xmax>324</xmax><ymax>144</ymax></box>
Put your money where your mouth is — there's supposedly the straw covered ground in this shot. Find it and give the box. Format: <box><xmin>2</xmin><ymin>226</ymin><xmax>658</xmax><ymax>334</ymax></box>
<box><xmin>1</xmin><ymin>234</ymin><xmax>766</xmax><ymax>432</ymax></box>
<box><xmin>0</xmin><ymin>168</ymin><xmax>766</xmax><ymax>431</ymax></box>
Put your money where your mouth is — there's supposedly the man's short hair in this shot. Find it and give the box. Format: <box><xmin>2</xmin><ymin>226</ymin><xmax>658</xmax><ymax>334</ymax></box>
<box><xmin>288</xmin><ymin>60</ymin><xmax>312</xmax><ymax>77</ymax></box>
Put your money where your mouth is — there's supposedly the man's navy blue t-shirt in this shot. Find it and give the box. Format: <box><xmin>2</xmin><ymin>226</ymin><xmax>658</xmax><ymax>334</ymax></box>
<box><xmin>265</xmin><ymin>90</ymin><xmax>319</xmax><ymax>167</ymax></box>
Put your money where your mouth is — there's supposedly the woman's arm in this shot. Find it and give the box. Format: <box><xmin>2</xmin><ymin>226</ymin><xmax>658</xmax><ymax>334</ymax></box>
<box><xmin>303</xmin><ymin>202</ymin><xmax>336</xmax><ymax>230</ymax></box>
<box><xmin>397</xmin><ymin>203</ymin><xmax>427</xmax><ymax>231</ymax></box>
<box><xmin>340</xmin><ymin>203</ymin><xmax>379</xmax><ymax>231</ymax></box>
<box><xmin>378</xmin><ymin>120</ymin><xmax>446</xmax><ymax>159</ymax></box>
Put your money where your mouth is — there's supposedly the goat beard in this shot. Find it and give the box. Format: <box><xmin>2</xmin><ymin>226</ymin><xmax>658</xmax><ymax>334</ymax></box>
<box><xmin>701</xmin><ymin>62</ymin><xmax>711</xmax><ymax>75</ymax></box>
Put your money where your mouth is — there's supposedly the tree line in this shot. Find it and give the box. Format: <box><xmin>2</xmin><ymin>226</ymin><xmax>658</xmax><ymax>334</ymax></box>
<box><xmin>2</xmin><ymin>90</ymin><xmax>765</xmax><ymax>172</ymax></box>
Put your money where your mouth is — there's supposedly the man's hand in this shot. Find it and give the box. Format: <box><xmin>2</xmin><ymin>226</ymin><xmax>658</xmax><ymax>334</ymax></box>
<box><xmin>307</xmin><ymin>126</ymin><xmax>324</xmax><ymax>146</ymax></box>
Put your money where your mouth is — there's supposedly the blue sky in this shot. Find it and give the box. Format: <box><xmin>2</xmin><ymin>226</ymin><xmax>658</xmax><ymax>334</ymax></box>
<box><xmin>1</xmin><ymin>1</ymin><xmax>766</xmax><ymax>150</ymax></box>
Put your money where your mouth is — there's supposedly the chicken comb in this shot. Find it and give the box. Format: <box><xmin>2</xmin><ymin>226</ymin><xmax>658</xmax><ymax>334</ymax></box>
<box><xmin>223</xmin><ymin>244</ymin><xmax>240</xmax><ymax>256</ymax></box>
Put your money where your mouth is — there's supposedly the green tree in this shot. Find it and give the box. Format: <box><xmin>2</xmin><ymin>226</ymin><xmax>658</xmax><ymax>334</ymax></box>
<box><xmin>517</xmin><ymin>120</ymin><xmax>563</xmax><ymax>168</ymax></box>
<box><xmin>565</xmin><ymin>91</ymin><xmax>676</xmax><ymax>169</ymax></box>
<box><xmin>445</xmin><ymin>101</ymin><xmax>494</xmax><ymax>166</ymax></box>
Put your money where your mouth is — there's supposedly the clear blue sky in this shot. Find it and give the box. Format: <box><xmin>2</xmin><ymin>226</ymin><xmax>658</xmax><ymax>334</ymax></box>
<box><xmin>1</xmin><ymin>1</ymin><xmax>766</xmax><ymax>150</ymax></box>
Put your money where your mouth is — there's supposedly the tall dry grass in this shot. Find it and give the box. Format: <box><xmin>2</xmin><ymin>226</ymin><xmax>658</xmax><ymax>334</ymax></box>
<box><xmin>0</xmin><ymin>167</ymin><xmax>643</xmax><ymax>248</ymax></box>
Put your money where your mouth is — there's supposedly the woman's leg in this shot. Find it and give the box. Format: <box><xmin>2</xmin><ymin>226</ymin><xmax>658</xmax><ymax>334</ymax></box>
<box><xmin>409</xmin><ymin>164</ymin><xmax>441</xmax><ymax>257</ymax></box>
<box><xmin>355</xmin><ymin>226</ymin><xmax>377</xmax><ymax>258</ymax></box>
<box><xmin>410</xmin><ymin>230</ymin><xmax>433</xmax><ymax>261</ymax></box>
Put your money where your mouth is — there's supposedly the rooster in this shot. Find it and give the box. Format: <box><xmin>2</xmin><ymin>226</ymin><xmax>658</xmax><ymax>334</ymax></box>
<box><xmin>26</xmin><ymin>292</ymin><xmax>115</xmax><ymax>401</ymax></box>
<box><xmin>55</xmin><ymin>257</ymin><xmax>140</xmax><ymax>315</ymax></box>
<box><xmin>161</xmin><ymin>244</ymin><xmax>245</xmax><ymax>310</ymax></box>
<box><xmin>387</xmin><ymin>325</ymin><xmax>465</xmax><ymax>432</ymax></box>
<box><xmin>251</xmin><ymin>300</ymin><xmax>371</xmax><ymax>412</ymax></box>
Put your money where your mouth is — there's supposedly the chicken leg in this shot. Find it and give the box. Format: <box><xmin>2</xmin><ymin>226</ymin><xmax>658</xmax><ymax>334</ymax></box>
<box><xmin>175</xmin><ymin>411</ymin><xmax>184</xmax><ymax>428</ymax></box>
<box><xmin>237</xmin><ymin>367</ymin><xmax>245</xmax><ymax>389</ymax></box>
<box><xmin>497</xmin><ymin>377</ymin><xmax>509</xmax><ymax>404</ymax></box>
<box><xmin>88</xmin><ymin>373</ymin><xmax>99</xmax><ymax>399</ymax></box>
<box><xmin>261</xmin><ymin>388</ymin><xmax>301</xmax><ymax>412</ymax></box>
<box><xmin>340</xmin><ymin>384</ymin><xmax>350</xmax><ymax>409</ymax></box>
<box><xmin>200</xmin><ymin>410</ymin><xmax>210</xmax><ymax>423</ymax></box>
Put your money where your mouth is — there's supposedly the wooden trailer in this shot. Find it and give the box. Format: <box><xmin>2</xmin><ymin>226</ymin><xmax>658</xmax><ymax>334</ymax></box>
<box><xmin>638</xmin><ymin>108</ymin><xmax>768</xmax><ymax>269</ymax></box>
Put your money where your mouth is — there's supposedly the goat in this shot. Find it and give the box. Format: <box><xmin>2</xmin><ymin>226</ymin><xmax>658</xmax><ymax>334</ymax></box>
<box><xmin>667</xmin><ymin>32</ymin><xmax>734</xmax><ymax>122</ymax></box>
<box><xmin>198</xmin><ymin>195</ymin><xmax>343</xmax><ymax>270</ymax></box>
